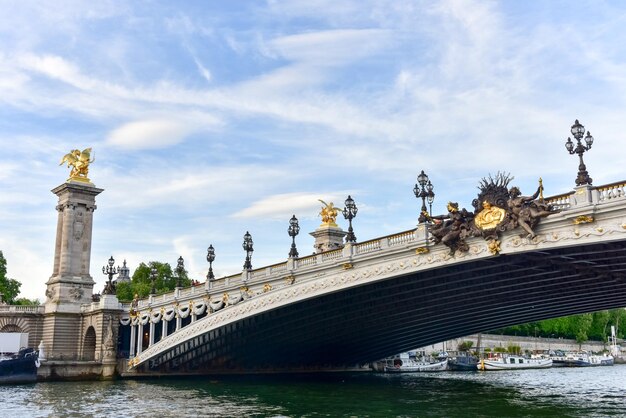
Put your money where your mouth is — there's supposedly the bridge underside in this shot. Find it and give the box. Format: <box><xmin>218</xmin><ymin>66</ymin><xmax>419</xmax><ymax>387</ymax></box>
<box><xmin>146</xmin><ymin>239</ymin><xmax>626</xmax><ymax>373</ymax></box>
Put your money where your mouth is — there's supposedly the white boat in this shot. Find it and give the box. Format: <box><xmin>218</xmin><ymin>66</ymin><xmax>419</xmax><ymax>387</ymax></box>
<box><xmin>383</xmin><ymin>352</ymin><xmax>448</xmax><ymax>372</ymax></box>
<box><xmin>478</xmin><ymin>355</ymin><xmax>552</xmax><ymax>370</ymax></box>
<box><xmin>561</xmin><ymin>352</ymin><xmax>614</xmax><ymax>367</ymax></box>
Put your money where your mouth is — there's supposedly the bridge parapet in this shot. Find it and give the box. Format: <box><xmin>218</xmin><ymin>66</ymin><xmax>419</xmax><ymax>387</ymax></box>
<box><xmin>127</xmin><ymin>180</ymin><xmax>626</xmax><ymax>316</ymax></box>
<box><xmin>0</xmin><ymin>305</ymin><xmax>45</xmax><ymax>314</ymax></box>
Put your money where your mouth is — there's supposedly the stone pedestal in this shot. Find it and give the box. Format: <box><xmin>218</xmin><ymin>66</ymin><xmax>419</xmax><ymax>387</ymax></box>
<box><xmin>310</xmin><ymin>226</ymin><xmax>347</xmax><ymax>253</ymax></box>
<box><xmin>570</xmin><ymin>185</ymin><xmax>594</xmax><ymax>207</ymax></box>
<box><xmin>43</xmin><ymin>180</ymin><xmax>103</xmax><ymax>360</ymax></box>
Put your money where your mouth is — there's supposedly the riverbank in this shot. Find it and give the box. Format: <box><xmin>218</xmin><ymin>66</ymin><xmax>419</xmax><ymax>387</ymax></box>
<box><xmin>418</xmin><ymin>333</ymin><xmax>620</xmax><ymax>356</ymax></box>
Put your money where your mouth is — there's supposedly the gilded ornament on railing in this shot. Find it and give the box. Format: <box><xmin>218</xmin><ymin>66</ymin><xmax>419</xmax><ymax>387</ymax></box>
<box><xmin>342</xmin><ymin>263</ymin><xmax>353</xmax><ymax>270</ymax></box>
<box><xmin>415</xmin><ymin>247</ymin><xmax>429</xmax><ymax>254</ymax></box>
<box><xmin>284</xmin><ymin>275</ymin><xmax>296</xmax><ymax>285</ymax></box>
<box><xmin>318</xmin><ymin>199</ymin><xmax>340</xmax><ymax>227</ymax></box>
<box><xmin>474</xmin><ymin>201</ymin><xmax>506</xmax><ymax>230</ymax></box>
<box><xmin>573</xmin><ymin>215</ymin><xmax>594</xmax><ymax>225</ymax></box>
<box><xmin>263</xmin><ymin>283</ymin><xmax>272</xmax><ymax>292</ymax></box>
<box><xmin>427</xmin><ymin>173</ymin><xmax>559</xmax><ymax>255</ymax></box>
<box><xmin>487</xmin><ymin>239</ymin><xmax>501</xmax><ymax>255</ymax></box>
<box><xmin>60</xmin><ymin>147</ymin><xmax>94</xmax><ymax>183</ymax></box>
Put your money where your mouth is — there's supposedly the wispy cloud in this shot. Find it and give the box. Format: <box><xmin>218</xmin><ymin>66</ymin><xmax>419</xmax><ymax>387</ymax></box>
<box><xmin>232</xmin><ymin>192</ymin><xmax>348</xmax><ymax>220</ymax></box>
<box><xmin>107</xmin><ymin>119</ymin><xmax>196</xmax><ymax>150</ymax></box>
<box><xmin>2</xmin><ymin>0</ymin><xmax>626</xmax><ymax>300</ymax></box>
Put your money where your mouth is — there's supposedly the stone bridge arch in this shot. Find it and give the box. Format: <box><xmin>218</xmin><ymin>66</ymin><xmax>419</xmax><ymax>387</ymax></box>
<box><xmin>0</xmin><ymin>317</ymin><xmax>30</xmax><ymax>334</ymax></box>
<box><xmin>83</xmin><ymin>326</ymin><xmax>97</xmax><ymax>361</ymax></box>
<box><xmin>0</xmin><ymin>324</ymin><xmax>23</xmax><ymax>333</ymax></box>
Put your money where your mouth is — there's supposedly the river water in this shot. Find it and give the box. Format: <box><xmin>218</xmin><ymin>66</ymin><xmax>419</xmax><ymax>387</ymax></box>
<box><xmin>2</xmin><ymin>366</ymin><xmax>625</xmax><ymax>417</ymax></box>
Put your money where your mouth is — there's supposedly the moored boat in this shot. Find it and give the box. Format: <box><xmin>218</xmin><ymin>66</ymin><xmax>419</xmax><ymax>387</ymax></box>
<box><xmin>383</xmin><ymin>352</ymin><xmax>448</xmax><ymax>372</ymax></box>
<box><xmin>557</xmin><ymin>352</ymin><xmax>614</xmax><ymax>367</ymax></box>
<box><xmin>448</xmin><ymin>354</ymin><xmax>478</xmax><ymax>371</ymax></box>
<box><xmin>477</xmin><ymin>355</ymin><xmax>552</xmax><ymax>371</ymax></box>
<box><xmin>0</xmin><ymin>348</ymin><xmax>40</xmax><ymax>384</ymax></box>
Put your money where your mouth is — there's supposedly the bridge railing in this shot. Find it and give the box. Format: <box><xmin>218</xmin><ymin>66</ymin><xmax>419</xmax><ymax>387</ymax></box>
<box><xmin>596</xmin><ymin>181</ymin><xmax>625</xmax><ymax>203</ymax></box>
<box><xmin>128</xmin><ymin>180</ymin><xmax>626</xmax><ymax>313</ymax></box>
<box><xmin>0</xmin><ymin>305</ymin><xmax>45</xmax><ymax>314</ymax></box>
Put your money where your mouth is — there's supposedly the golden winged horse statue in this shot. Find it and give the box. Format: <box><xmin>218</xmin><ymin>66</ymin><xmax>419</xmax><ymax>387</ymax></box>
<box><xmin>60</xmin><ymin>148</ymin><xmax>94</xmax><ymax>182</ymax></box>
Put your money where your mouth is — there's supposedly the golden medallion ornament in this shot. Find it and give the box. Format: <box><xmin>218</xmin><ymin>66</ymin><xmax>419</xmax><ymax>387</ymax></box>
<box><xmin>474</xmin><ymin>201</ymin><xmax>506</xmax><ymax>230</ymax></box>
<box><xmin>60</xmin><ymin>147</ymin><xmax>94</xmax><ymax>183</ymax></box>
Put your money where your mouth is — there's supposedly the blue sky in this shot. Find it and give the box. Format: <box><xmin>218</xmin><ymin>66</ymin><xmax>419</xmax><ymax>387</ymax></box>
<box><xmin>1</xmin><ymin>0</ymin><xmax>626</xmax><ymax>300</ymax></box>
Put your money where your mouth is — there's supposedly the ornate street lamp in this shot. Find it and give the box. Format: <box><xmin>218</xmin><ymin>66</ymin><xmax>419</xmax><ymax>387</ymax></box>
<box><xmin>565</xmin><ymin>119</ymin><xmax>594</xmax><ymax>186</ymax></box>
<box><xmin>175</xmin><ymin>256</ymin><xmax>185</xmax><ymax>288</ymax></box>
<box><xmin>102</xmin><ymin>255</ymin><xmax>119</xmax><ymax>295</ymax></box>
<box><xmin>206</xmin><ymin>245</ymin><xmax>216</xmax><ymax>281</ymax></box>
<box><xmin>414</xmin><ymin>170</ymin><xmax>435</xmax><ymax>223</ymax></box>
<box><xmin>149</xmin><ymin>267</ymin><xmax>158</xmax><ymax>295</ymax></box>
<box><xmin>242</xmin><ymin>231</ymin><xmax>253</xmax><ymax>270</ymax></box>
<box><xmin>342</xmin><ymin>195</ymin><xmax>358</xmax><ymax>243</ymax></box>
<box><xmin>288</xmin><ymin>215</ymin><xmax>300</xmax><ymax>258</ymax></box>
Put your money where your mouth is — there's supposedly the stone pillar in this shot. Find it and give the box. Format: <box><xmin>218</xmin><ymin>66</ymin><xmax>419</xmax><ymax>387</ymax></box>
<box><xmin>149</xmin><ymin>322</ymin><xmax>155</xmax><ymax>347</ymax></box>
<box><xmin>137</xmin><ymin>323</ymin><xmax>143</xmax><ymax>354</ymax></box>
<box><xmin>570</xmin><ymin>185</ymin><xmax>594</xmax><ymax>207</ymax></box>
<box><xmin>162</xmin><ymin>319</ymin><xmax>168</xmax><ymax>339</ymax></box>
<box><xmin>309</xmin><ymin>225</ymin><xmax>347</xmax><ymax>253</ymax></box>
<box><xmin>43</xmin><ymin>181</ymin><xmax>103</xmax><ymax>360</ymax></box>
<box><xmin>129</xmin><ymin>325</ymin><xmax>136</xmax><ymax>357</ymax></box>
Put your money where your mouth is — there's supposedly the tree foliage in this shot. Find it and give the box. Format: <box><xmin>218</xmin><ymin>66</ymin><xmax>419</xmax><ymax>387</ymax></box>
<box><xmin>492</xmin><ymin>309</ymin><xmax>626</xmax><ymax>343</ymax></box>
<box><xmin>0</xmin><ymin>251</ymin><xmax>22</xmax><ymax>304</ymax></box>
<box><xmin>116</xmin><ymin>261</ymin><xmax>191</xmax><ymax>302</ymax></box>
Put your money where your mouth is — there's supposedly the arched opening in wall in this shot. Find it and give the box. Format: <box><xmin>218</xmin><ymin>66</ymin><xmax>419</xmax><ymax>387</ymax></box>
<box><xmin>0</xmin><ymin>324</ymin><xmax>23</xmax><ymax>333</ymax></box>
<box><xmin>83</xmin><ymin>326</ymin><xmax>96</xmax><ymax>361</ymax></box>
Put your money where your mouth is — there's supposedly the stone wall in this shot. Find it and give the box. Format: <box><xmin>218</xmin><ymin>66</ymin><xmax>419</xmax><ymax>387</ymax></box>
<box><xmin>419</xmin><ymin>333</ymin><xmax>615</xmax><ymax>354</ymax></box>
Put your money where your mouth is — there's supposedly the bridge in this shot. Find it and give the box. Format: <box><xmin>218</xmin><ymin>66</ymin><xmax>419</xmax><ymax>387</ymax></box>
<box><xmin>123</xmin><ymin>180</ymin><xmax>626</xmax><ymax>374</ymax></box>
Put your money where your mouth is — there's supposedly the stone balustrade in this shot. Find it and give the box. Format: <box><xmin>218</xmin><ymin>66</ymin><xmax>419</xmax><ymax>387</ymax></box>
<box><xmin>0</xmin><ymin>305</ymin><xmax>45</xmax><ymax>314</ymax></box>
<box><xmin>123</xmin><ymin>180</ymin><xmax>626</xmax><ymax>317</ymax></box>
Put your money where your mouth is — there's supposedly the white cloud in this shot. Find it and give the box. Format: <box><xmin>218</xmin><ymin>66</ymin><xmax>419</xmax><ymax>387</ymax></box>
<box><xmin>268</xmin><ymin>29</ymin><xmax>393</xmax><ymax>66</ymax></box>
<box><xmin>106</xmin><ymin>119</ymin><xmax>195</xmax><ymax>150</ymax></box>
<box><xmin>232</xmin><ymin>192</ymin><xmax>348</xmax><ymax>220</ymax></box>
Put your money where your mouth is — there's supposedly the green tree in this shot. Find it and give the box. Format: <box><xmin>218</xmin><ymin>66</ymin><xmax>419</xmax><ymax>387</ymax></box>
<box><xmin>569</xmin><ymin>313</ymin><xmax>594</xmax><ymax>344</ymax></box>
<box><xmin>0</xmin><ymin>251</ymin><xmax>21</xmax><ymax>304</ymax></box>
<box><xmin>116</xmin><ymin>261</ymin><xmax>190</xmax><ymax>302</ymax></box>
<box><xmin>13</xmin><ymin>298</ymin><xmax>41</xmax><ymax>306</ymax></box>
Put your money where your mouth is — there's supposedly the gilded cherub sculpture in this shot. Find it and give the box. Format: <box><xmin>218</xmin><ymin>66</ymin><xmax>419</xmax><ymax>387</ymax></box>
<box><xmin>60</xmin><ymin>148</ymin><xmax>94</xmax><ymax>182</ymax></box>
<box><xmin>318</xmin><ymin>199</ymin><xmax>340</xmax><ymax>227</ymax></box>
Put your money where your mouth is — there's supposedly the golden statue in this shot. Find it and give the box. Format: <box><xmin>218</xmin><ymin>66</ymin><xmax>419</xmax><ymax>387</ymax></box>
<box><xmin>318</xmin><ymin>199</ymin><xmax>340</xmax><ymax>227</ymax></box>
<box><xmin>60</xmin><ymin>148</ymin><xmax>94</xmax><ymax>182</ymax></box>
<box><xmin>474</xmin><ymin>201</ymin><xmax>506</xmax><ymax>230</ymax></box>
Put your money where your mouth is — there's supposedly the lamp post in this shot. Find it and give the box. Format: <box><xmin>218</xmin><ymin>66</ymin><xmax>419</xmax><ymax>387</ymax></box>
<box><xmin>175</xmin><ymin>256</ymin><xmax>185</xmax><ymax>288</ymax></box>
<box><xmin>243</xmin><ymin>231</ymin><xmax>253</xmax><ymax>270</ymax></box>
<box><xmin>102</xmin><ymin>255</ymin><xmax>119</xmax><ymax>295</ymax></box>
<box><xmin>288</xmin><ymin>215</ymin><xmax>300</xmax><ymax>258</ymax></box>
<box><xmin>149</xmin><ymin>267</ymin><xmax>158</xmax><ymax>296</ymax></box>
<box><xmin>342</xmin><ymin>195</ymin><xmax>358</xmax><ymax>243</ymax></box>
<box><xmin>206</xmin><ymin>245</ymin><xmax>215</xmax><ymax>281</ymax></box>
<box><xmin>414</xmin><ymin>170</ymin><xmax>435</xmax><ymax>223</ymax></box>
<box><xmin>565</xmin><ymin>119</ymin><xmax>594</xmax><ymax>186</ymax></box>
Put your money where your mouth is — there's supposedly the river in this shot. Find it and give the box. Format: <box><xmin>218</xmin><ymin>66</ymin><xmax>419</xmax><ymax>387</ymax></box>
<box><xmin>2</xmin><ymin>366</ymin><xmax>625</xmax><ymax>417</ymax></box>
